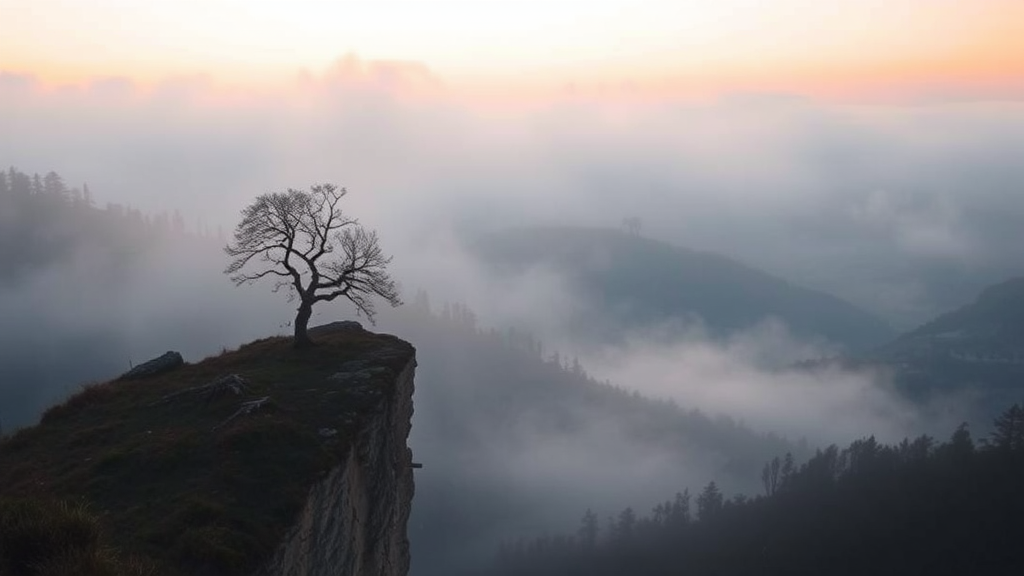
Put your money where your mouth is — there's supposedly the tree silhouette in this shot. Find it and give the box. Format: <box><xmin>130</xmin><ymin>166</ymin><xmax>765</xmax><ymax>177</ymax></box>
<box><xmin>224</xmin><ymin>183</ymin><xmax>400</xmax><ymax>348</ymax></box>
<box><xmin>696</xmin><ymin>481</ymin><xmax>723</xmax><ymax>520</ymax></box>
<box><xmin>578</xmin><ymin>509</ymin><xmax>599</xmax><ymax>549</ymax></box>
<box><xmin>989</xmin><ymin>403</ymin><xmax>1024</xmax><ymax>451</ymax></box>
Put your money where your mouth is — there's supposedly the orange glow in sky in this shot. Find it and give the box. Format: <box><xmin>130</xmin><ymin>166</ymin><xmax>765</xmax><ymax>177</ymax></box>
<box><xmin>2</xmin><ymin>0</ymin><xmax>1023</xmax><ymax>101</ymax></box>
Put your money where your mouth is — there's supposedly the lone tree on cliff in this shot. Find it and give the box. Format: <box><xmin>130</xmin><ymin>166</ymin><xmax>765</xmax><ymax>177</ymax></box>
<box><xmin>225</xmin><ymin>183</ymin><xmax>401</xmax><ymax>348</ymax></box>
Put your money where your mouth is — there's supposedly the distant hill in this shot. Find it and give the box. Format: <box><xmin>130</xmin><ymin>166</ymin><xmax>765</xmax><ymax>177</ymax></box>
<box><xmin>898</xmin><ymin>276</ymin><xmax>1024</xmax><ymax>352</ymax></box>
<box><xmin>866</xmin><ymin>276</ymin><xmax>1024</xmax><ymax>403</ymax></box>
<box><xmin>471</xmin><ymin>227</ymin><xmax>894</xmax><ymax>352</ymax></box>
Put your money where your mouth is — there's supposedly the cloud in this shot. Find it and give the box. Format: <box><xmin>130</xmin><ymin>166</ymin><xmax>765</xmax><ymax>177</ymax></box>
<box><xmin>851</xmin><ymin>189</ymin><xmax>973</xmax><ymax>260</ymax></box>
<box><xmin>581</xmin><ymin>320</ymin><xmax>969</xmax><ymax>447</ymax></box>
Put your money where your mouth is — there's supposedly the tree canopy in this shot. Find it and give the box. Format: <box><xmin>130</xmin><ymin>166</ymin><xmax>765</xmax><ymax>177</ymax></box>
<box><xmin>224</xmin><ymin>183</ymin><xmax>400</xmax><ymax>347</ymax></box>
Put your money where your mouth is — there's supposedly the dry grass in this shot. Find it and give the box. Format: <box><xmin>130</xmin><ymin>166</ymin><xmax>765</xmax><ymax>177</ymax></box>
<box><xmin>0</xmin><ymin>498</ymin><xmax>157</xmax><ymax>576</ymax></box>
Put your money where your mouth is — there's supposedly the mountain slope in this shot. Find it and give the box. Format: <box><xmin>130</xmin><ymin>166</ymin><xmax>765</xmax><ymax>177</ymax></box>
<box><xmin>866</xmin><ymin>276</ymin><xmax>1024</xmax><ymax>403</ymax></box>
<box><xmin>899</xmin><ymin>276</ymin><xmax>1024</xmax><ymax>352</ymax></box>
<box><xmin>472</xmin><ymin>226</ymin><xmax>894</xmax><ymax>352</ymax></box>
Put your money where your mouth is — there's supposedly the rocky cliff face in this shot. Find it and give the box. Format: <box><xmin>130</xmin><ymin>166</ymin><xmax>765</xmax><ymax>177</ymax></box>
<box><xmin>255</xmin><ymin>356</ymin><xmax>417</xmax><ymax>576</ymax></box>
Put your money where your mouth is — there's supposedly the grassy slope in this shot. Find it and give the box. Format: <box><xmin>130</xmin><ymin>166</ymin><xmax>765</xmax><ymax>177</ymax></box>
<box><xmin>0</xmin><ymin>329</ymin><xmax>414</xmax><ymax>575</ymax></box>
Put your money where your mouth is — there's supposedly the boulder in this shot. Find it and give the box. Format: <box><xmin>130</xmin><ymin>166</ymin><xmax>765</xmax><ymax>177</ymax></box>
<box><xmin>308</xmin><ymin>321</ymin><xmax>364</xmax><ymax>338</ymax></box>
<box><xmin>119</xmin><ymin>351</ymin><xmax>184</xmax><ymax>381</ymax></box>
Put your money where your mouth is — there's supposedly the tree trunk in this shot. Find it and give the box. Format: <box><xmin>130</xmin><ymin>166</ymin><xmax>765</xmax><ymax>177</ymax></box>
<box><xmin>294</xmin><ymin>300</ymin><xmax>314</xmax><ymax>348</ymax></box>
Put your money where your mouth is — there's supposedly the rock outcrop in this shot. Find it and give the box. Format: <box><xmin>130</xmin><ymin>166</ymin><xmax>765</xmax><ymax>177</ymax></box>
<box><xmin>118</xmin><ymin>350</ymin><xmax>184</xmax><ymax>380</ymax></box>
<box><xmin>254</xmin><ymin>354</ymin><xmax>416</xmax><ymax>576</ymax></box>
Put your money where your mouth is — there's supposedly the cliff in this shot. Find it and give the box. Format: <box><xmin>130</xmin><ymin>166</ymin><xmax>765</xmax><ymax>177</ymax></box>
<box><xmin>0</xmin><ymin>322</ymin><xmax>416</xmax><ymax>576</ymax></box>
<box><xmin>254</xmin><ymin>329</ymin><xmax>417</xmax><ymax>576</ymax></box>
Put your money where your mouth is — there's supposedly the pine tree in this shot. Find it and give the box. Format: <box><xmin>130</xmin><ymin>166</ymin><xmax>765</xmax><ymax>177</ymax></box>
<box><xmin>83</xmin><ymin>183</ymin><xmax>95</xmax><ymax>207</ymax></box>
<box><xmin>670</xmin><ymin>490</ymin><xmax>691</xmax><ymax>526</ymax></box>
<box><xmin>42</xmin><ymin>171</ymin><xmax>67</xmax><ymax>201</ymax></box>
<box><xmin>8</xmin><ymin>168</ymin><xmax>31</xmax><ymax>196</ymax></box>
<box><xmin>578</xmin><ymin>509</ymin><xmax>599</xmax><ymax>549</ymax></box>
<box><xmin>697</xmin><ymin>482</ymin><xmax>723</xmax><ymax>520</ymax></box>
<box><xmin>989</xmin><ymin>403</ymin><xmax>1024</xmax><ymax>451</ymax></box>
<box><xmin>614</xmin><ymin>507</ymin><xmax>637</xmax><ymax>542</ymax></box>
<box><xmin>31</xmin><ymin>173</ymin><xmax>43</xmax><ymax>195</ymax></box>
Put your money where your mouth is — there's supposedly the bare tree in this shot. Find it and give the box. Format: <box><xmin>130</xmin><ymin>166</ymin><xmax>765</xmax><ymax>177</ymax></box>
<box><xmin>225</xmin><ymin>183</ymin><xmax>401</xmax><ymax>348</ymax></box>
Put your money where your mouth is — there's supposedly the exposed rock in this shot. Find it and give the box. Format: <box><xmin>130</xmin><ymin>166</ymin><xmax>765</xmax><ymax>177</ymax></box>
<box><xmin>119</xmin><ymin>351</ymin><xmax>184</xmax><ymax>381</ymax></box>
<box><xmin>309</xmin><ymin>321</ymin><xmax>365</xmax><ymax>338</ymax></box>
<box><xmin>254</xmin><ymin>357</ymin><xmax>416</xmax><ymax>576</ymax></box>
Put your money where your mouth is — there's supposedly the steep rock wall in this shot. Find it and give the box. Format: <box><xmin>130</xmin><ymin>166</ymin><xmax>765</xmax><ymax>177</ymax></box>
<box><xmin>254</xmin><ymin>357</ymin><xmax>417</xmax><ymax>576</ymax></box>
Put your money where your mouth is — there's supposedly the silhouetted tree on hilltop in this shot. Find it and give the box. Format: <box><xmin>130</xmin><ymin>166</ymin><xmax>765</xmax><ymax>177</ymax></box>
<box><xmin>224</xmin><ymin>183</ymin><xmax>400</xmax><ymax>348</ymax></box>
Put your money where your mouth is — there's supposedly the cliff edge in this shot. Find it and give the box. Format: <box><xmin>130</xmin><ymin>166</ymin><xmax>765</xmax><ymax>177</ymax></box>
<box><xmin>0</xmin><ymin>323</ymin><xmax>416</xmax><ymax>576</ymax></box>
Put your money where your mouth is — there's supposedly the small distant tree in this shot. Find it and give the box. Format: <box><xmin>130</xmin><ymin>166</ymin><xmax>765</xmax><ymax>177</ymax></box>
<box><xmin>988</xmin><ymin>403</ymin><xmax>1024</xmax><ymax>451</ymax></box>
<box><xmin>696</xmin><ymin>481</ymin><xmax>723</xmax><ymax>521</ymax></box>
<box><xmin>578</xmin><ymin>509</ymin><xmax>599</xmax><ymax>549</ymax></box>
<box><xmin>762</xmin><ymin>456</ymin><xmax>781</xmax><ymax>497</ymax></box>
<box><xmin>613</xmin><ymin>507</ymin><xmax>637</xmax><ymax>542</ymax></box>
<box><xmin>225</xmin><ymin>183</ymin><xmax>401</xmax><ymax>348</ymax></box>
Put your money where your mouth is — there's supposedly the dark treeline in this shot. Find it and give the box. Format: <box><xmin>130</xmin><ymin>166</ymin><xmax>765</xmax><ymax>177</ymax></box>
<box><xmin>0</xmin><ymin>166</ymin><xmax>216</xmax><ymax>284</ymax></box>
<box><xmin>491</xmin><ymin>405</ymin><xmax>1024</xmax><ymax>576</ymax></box>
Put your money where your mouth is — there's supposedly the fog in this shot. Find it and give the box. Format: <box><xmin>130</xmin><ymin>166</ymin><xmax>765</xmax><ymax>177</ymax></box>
<box><xmin>581</xmin><ymin>318</ymin><xmax>972</xmax><ymax>446</ymax></box>
<box><xmin>3</xmin><ymin>60</ymin><xmax>1024</xmax><ymax>328</ymax></box>
<box><xmin>1</xmin><ymin>56</ymin><xmax>1022</xmax><ymax>574</ymax></box>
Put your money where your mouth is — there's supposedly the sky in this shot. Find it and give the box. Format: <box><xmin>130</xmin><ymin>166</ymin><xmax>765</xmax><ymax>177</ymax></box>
<box><xmin>3</xmin><ymin>0</ymin><xmax>1024</xmax><ymax>101</ymax></box>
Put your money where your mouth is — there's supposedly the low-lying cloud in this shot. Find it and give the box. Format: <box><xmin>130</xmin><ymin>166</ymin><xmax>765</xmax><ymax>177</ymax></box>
<box><xmin>582</xmin><ymin>319</ymin><xmax>971</xmax><ymax>446</ymax></box>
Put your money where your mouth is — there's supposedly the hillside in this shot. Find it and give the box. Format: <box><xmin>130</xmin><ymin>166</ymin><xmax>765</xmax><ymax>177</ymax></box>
<box><xmin>893</xmin><ymin>276</ymin><xmax>1024</xmax><ymax>356</ymax></box>
<box><xmin>864</xmin><ymin>276</ymin><xmax>1024</xmax><ymax>403</ymax></box>
<box><xmin>471</xmin><ymin>227</ymin><xmax>894</xmax><ymax>352</ymax></box>
<box><xmin>0</xmin><ymin>324</ymin><xmax>416</xmax><ymax>576</ymax></box>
